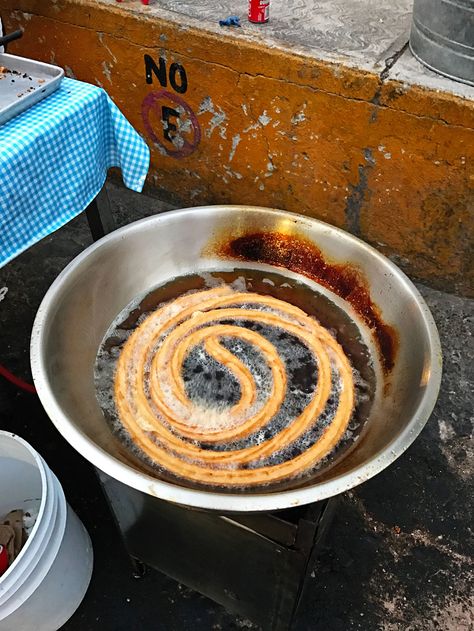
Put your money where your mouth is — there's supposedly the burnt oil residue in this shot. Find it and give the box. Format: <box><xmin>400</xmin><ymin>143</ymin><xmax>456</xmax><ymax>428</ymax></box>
<box><xmin>215</xmin><ymin>231</ymin><xmax>398</xmax><ymax>372</ymax></box>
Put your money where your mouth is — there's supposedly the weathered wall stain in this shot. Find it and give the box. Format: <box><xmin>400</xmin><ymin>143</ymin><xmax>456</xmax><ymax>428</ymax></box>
<box><xmin>345</xmin><ymin>148</ymin><xmax>375</xmax><ymax>237</ymax></box>
<box><xmin>5</xmin><ymin>0</ymin><xmax>473</xmax><ymax>296</ymax></box>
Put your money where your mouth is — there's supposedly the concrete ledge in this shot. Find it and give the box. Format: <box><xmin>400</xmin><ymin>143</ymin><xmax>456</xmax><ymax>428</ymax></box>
<box><xmin>4</xmin><ymin>0</ymin><xmax>473</xmax><ymax>295</ymax></box>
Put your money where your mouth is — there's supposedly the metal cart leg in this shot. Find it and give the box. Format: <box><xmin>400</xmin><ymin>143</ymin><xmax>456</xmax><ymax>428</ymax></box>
<box><xmin>130</xmin><ymin>557</ymin><xmax>147</xmax><ymax>580</ymax></box>
<box><xmin>85</xmin><ymin>185</ymin><xmax>114</xmax><ymax>241</ymax></box>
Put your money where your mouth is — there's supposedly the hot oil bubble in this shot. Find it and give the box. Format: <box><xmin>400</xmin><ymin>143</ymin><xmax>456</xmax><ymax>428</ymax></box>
<box><xmin>230</xmin><ymin>276</ymin><xmax>247</xmax><ymax>292</ymax></box>
<box><xmin>199</xmin><ymin>272</ymin><xmax>224</xmax><ymax>288</ymax></box>
<box><xmin>220</xmin><ymin>337</ymin><xmax>272</xmax><ymax>404</ymax></box>
<box><xmin>182</xmin><ymin>345</ymin><xmax>241</xmax><ymax>409</ymax></box>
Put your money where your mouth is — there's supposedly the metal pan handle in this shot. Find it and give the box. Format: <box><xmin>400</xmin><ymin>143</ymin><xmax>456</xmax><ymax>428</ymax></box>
<box><xmin>0</xmin><ymin>29</ymin><xmax>23</xmax><ymax>47</ymax></box>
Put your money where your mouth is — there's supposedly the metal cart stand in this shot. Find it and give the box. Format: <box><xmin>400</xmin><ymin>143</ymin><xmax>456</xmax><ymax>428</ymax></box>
<box><xmin>98</xmin><ymin>470</ymin><xmax>337</xmax><ymax>631</ymax></box>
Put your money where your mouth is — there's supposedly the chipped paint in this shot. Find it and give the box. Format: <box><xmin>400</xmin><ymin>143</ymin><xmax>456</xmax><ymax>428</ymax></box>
<box><xmin>223</xmin><ymin>165</ymin><xmax>243</xmax><ymax>180</ymax></box>
<box><xmin>228</xmin><ymin>134</ymin><xmax>241</xmax><ymax>162</ymax></box>
<box><xmin>98</xmin><ymin>32</ymin><xmax>118</xmax><ymax>63</ymax></box>
<box><xmin>243</xmin><ymin>122</ymin><xmax>260</xmax><ymax>133</ymax></box>
<box><xmin>198</xmin><ymin>96</ymin><xmax>227</xmax><ymax>139</ymax></box>
<box><xmin>264</xmin><ymin>159</ymin><xmax>276</xmax><ymax>178</ymax></box>
<box><xmin>258</xmin><ymin>111</ymin><xmax>272</xmax><ymax>126</ymax></box>
<box><xmin>101</xmin><ymin>60</ymin><xmax>112</xmax><ymax>83</ymax></box>
<box><xmin>291</xmin><ymin>103</ymin><xmax>307</xmax><ymax>125</ymax></box>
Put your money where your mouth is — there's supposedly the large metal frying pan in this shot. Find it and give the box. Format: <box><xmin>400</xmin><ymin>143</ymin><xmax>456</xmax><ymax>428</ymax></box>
<box><xmin>30</xmin><ymin>206</ymin><xmax>441</xmax><ymax>512</ymax></box>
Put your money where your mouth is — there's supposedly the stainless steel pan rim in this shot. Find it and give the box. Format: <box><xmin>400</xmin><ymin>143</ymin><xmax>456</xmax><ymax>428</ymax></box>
<box><xmin>30</xmin><ymin>206</ymin><xmax>442</xmax><ymax>513</ymax></box>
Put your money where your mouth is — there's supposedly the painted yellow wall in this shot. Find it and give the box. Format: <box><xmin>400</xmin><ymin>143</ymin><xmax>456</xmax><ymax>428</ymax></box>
<box><xmin>4</xmin><ymin>0</ymin><xmax>473</xmax><ymax>295</ymax></box>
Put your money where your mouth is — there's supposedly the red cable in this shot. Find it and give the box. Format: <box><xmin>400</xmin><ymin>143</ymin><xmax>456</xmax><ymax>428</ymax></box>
<box><xmin>0</xmin><ymin>363</ymin><xmax>36</xmax><ymax>394</ymax></box>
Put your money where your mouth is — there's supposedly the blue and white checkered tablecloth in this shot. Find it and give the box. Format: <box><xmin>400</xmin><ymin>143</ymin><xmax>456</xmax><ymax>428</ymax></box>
<box><xmin>0</xmin><ymin>77</ymin><xmax>150</xmax><ymax>267</ymax></box>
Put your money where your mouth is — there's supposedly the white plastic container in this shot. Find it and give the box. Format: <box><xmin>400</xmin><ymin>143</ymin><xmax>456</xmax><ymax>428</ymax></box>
<box><xmin>0</xmin><ymin>431</ymin><xmax>93</xmax><ymax>630</ymax></box>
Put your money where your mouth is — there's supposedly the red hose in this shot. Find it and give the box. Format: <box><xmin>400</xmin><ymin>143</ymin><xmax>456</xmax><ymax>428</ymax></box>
<box><xmin>0</xmin><ymin>363</ymin><xmax>36</xmax><ymax>394</ymax></box>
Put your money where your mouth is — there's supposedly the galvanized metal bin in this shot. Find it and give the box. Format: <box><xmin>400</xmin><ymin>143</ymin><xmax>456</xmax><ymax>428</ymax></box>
<box><xmin>410</xmin><ymin>0</ymin><xmax>474</xmax><ymax>86</ymax></box>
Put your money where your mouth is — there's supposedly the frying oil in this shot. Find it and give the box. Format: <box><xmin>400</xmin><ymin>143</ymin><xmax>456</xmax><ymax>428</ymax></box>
<box><xmin>95</xmin><ymin>269</ymin><xmax>376</xmax><ymax>492</ymax></box>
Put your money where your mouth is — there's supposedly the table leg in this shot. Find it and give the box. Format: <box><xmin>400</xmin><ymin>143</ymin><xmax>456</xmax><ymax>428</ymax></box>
<box><xmin>85</xmin><ymin>186</ymin><xmax>115</xmax><ymax>241</ymax></box>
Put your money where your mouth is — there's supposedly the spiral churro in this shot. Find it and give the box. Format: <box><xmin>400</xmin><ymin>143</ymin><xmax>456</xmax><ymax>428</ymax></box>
<box><xmin>110</xmin><ymin>284</ymin><xmax>355</xmax><ymax>487</ymax></box>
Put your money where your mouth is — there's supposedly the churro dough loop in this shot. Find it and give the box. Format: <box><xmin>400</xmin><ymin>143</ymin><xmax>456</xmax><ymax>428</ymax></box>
<box><xmin>114</xmin><ymin>286</ymin><xmax>354</xmax><ymax>486</ymax></box>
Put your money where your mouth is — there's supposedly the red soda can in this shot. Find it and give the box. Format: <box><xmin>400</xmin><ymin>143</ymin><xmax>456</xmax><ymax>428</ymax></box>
<box><xmin>0</xmin><ymin>544</ymin><xmax>8</xmax><ymax>576</ymax></box>
<box><xmin>248</xmin><ymin>0</ymin><xmax>270</xmax><ymax>24</ymax></box>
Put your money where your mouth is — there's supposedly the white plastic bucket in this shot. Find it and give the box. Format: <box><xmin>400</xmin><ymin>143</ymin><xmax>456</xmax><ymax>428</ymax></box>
<box><xmin>0</xmin><ymin>431</ymin><xmax>93</xmax><ymax>630</ymax></box>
